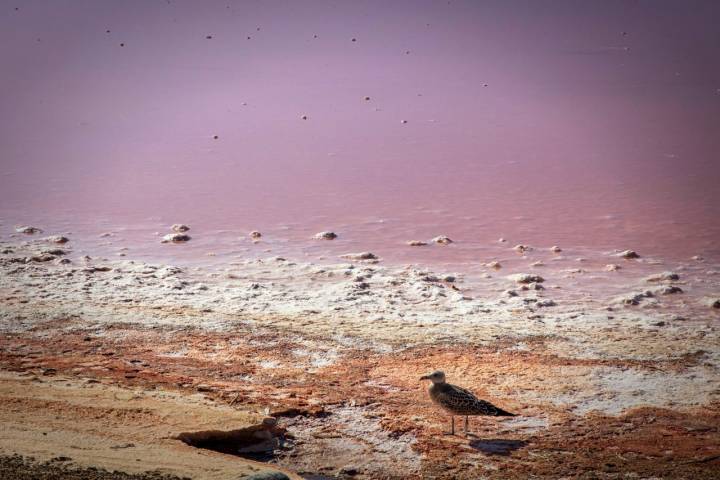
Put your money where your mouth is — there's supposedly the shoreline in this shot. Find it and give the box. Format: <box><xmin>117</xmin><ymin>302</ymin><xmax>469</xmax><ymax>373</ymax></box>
<box><xmin>0</xmin><ymin>236</ymin><xmax>719</xmax><ymax>478</ymax></box>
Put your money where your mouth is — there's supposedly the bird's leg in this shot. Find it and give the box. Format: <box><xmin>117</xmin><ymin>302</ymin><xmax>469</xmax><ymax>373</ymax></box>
<box><xmin>464</xmin><ymin>416</ymin><xmax>469</xmax><ymax>434</ymax></box>
<box><xmin>450</xmin><ymin>416</ymin><xmax>455</xmax><ymax>435</ymax></box>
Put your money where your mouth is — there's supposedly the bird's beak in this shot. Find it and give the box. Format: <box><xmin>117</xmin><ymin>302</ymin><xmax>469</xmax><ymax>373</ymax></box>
<box><xmin>420</xmin><ymin>375</ymin><xmax>430</xmax><ymax>381</ymax></box>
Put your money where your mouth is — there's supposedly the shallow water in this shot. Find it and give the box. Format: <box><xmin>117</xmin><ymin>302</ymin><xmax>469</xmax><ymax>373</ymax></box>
<box><xmin>1</xmin><ymin>0</ymin><xmax>719</xmax><ymax>270</ymax></box>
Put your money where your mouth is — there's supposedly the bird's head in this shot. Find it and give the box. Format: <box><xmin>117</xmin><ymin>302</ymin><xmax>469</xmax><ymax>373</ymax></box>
<box><xmin>420</xmin><ymin>370</ymin><xmax>446</xmax><ymax>384</ymax></box>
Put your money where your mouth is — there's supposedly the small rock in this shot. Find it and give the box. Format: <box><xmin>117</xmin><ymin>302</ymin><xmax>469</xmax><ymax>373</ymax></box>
<box><xmin>620</xmin><ymin>290</ymin><xmax>654</xmax><ymax>306</ymax></box>
<box><xmin>708</xmin><ymin>298</ymin><xmax>720</xmax><ymax>309</ymax></box>
<box><xmin>50</xmin><ymin>456</ymin><xmax>72</xmax><ymax>462</ymax></box>
<box><xmin>15</xmin><ymin>226</ymin><xmax>42</xmax><ymax>234</ymax></box>
<box><xmin>657</xmin><ymin>286</ymin><xmax>683</xmax><ymax>295</ymax></box>
<box><xmin>550</xmin><ymin>245</ymin><xmax>562</xmax><ymax>253</ymax></box>
<box><xmin>513</xmin><ymin>244</ymin><xmax>531</xmax><ymax>253</ymax></box>
<box><xmin>244</xmin><ymin>472</ymin><xmax>290</xmax><ymax>480</ymax></box>
<box><xmin>536</xmin><ymin>299</ymin><xmax>556</xmax><ymax>307</ymax></box>
<box><xmin>509</xmin><ymin>273</ymin><xmax>545</xmax><ymax>284</ymax></box>
<box><xmin>485</xmin><ymin>261</ymin><xmax>502</xmax><ymax>269</ymax></box>
<box><xmin>340</xmin><ymin>465</ymin><xmax>360</xmax><ymax>476</ymax></box>
<box><xmin>340</xmin><ymin>252</ymin><xmax>378</xmax><ymax>261</ymax></box>
<box><xmin>45</xmin><ymin>235</ymin><xmax>69</xmax><ymax>244</ymax></box>
<box><xmin>498</xmin><ymin>238</ymin><xmax>507</xmax><ymax>243</ymax></box>
<box><xmin>691</xmin><ymin>255</ymin><xmax>704</xmax><ymax>261</ymax></box>
<box><xmin>83</xmin><ymin>266</ymin><xmax>112</xmax><ymax>273</ymax></box>
<box><xmin>171</xmin><ymin>224</ymin><xmax>190</xmax><ymax>233</ymax></box>
<box><xmin>110</xmin><ymin>443</ymin><xmax>136</xmax><ymax>449</ymax></box>
<box><xmin>249</xmin><ymin>231</ymin><xmax>262</xmax><ymax>239</ymax></box>
<box><xmin>645</xmin><ymin>271</ymin><xmax>680</xmax><ymax>282</ymax></box>
<box><xmin>504</xmin><ymin>290</ymin><xmax>518</xmax><ymax>297</ymax></box>
<box><xmin>418</xmin><ymin>273</ymin><xmax>439</xmax><ymax>282</ymax></box>
<box><xmin>431</xmin><ymin>235</ymin><xmax>453</xmax><ymax>245</ymax></box>
<box><xmin>618</xmin><ymin>249</ymin><xmax>640</xmax><ymax>259</ymax></box>
<box><xmin>161</xmin><ymin>233</ymin><xmax>191</xmax><ymax>243</ymax></box>
<box><xmin>28</xmin><ymin>254</ymin><xmax>55</xmax><ymax>262</ymax></box>
<box><xmin>605</xmin><ymin>264</ymin><xmax>621</xmax><ymax>272</ymax></box>
<box><xmin>42</xmin><ymin>248</ymin><xmax>66</xmax><ymax>256</ymax></box>
<box><xmin>442</xmin><ymin>275</ymin><xmax>456</xmax><ymax>283</ymax></box>
<box><xmin>314</xmin><ymin>231</ymin><xmax>337</xmax><ymax>240</ymax></box>
<box><xmin>407</xmin><ymin>240</ymin><xmax>428</xmax><ymax>246</ymax></box>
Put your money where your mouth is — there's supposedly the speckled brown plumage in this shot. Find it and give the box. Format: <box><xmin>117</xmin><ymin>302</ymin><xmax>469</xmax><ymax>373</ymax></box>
<box><xmin>421</xmin><ymin>370</ymin><xmax>516</xmax><ymax>435</ymax></box>
<box><xmin>429</xmin><ymin>382</ymin><xmax>515</xmax><ymax>416</ymax></box>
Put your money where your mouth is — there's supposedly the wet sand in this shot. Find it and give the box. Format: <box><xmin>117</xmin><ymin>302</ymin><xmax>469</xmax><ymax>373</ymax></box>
<box><xmin>0</xmin><ymin>234</ymin><xmax>719</xmax><ymax>479</ymax></box>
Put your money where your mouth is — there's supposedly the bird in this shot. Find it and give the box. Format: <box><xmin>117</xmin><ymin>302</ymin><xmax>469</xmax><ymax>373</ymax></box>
<box><xmin>420</xmin><ymin>370</ymin><xmax>516</xmax><ymax>435</ymax></box>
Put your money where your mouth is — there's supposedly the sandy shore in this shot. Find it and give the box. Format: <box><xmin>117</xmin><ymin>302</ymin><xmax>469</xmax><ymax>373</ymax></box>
<box><xmin>0</xmin><ymin>371</ymin><xmax>296</xmax><ymax>480</ymax></box>
<box><xmin>0</xmin><ymin>237</ymin><xmax>719</xmax><ymax>479</ymax></box>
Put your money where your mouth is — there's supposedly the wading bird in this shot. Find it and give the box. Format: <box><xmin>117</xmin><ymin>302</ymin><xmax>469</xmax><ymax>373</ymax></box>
<box><xmin>421</xmin><ymin>370</ymin><xmax>516</xmax><ymax>435</ymax></box>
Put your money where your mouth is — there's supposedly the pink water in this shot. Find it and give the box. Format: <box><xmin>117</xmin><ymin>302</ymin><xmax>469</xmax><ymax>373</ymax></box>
<box><xmin>2</xmin><ymin>0</ymin><xmax>719</xmax><ymax>267</ymax></box>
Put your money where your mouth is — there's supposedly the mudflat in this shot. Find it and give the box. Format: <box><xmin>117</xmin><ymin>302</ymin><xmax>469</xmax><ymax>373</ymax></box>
<box><xmin>0</xmin><ymin>238</ymin><xmax>718</xmax><ymax>479</ymax></box>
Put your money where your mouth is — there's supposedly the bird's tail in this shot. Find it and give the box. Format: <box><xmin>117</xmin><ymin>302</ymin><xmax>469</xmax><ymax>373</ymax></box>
<box><xmin>494</xmin><ymin>407</ymin><xmax>517</xmax><ymax>417</ymax></box>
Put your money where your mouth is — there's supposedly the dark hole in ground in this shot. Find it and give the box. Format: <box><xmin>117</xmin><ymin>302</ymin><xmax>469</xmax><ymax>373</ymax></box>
<box><xmin>176</xmin><ymin>418</ymin><xmax>287</xmax><ymax>461</ymax></box>
<box><xmin>179</xmin><ymin>428</ymin><xmax>343</xmax><ymax>479</ymax></box>
<box><xmin>272</xmin><ymin>406</ymin><xmax>329</xmax><ymax>418</ymax></box>
<box><xmin>178</xmin><ymin>428</ymin><xmax>343</xmax><ymax>480</ymax></box>
<box><xmin>178</xmin><ymin>415</ymin><xmax>346</xmax><ymax>479</ymax></box>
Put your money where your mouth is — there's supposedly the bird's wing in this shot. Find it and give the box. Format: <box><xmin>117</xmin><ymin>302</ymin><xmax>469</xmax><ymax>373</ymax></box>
<box><xmin>446</xmin><ymin>384</ymin><xmax>514</xmax><ymax>416</ymax></box>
